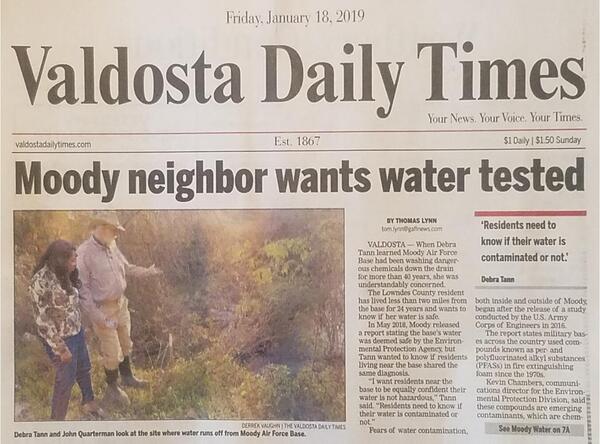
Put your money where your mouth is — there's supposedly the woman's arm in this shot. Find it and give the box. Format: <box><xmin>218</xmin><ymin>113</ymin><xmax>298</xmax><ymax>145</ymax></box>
<box><xmin>28</xmin><ymin>278</ymin><xmax>69</xmax><ymax>357</ymax></box>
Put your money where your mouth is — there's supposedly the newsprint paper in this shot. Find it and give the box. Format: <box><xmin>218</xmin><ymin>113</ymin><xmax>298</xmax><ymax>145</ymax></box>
<box><xmin>1</xmin><ymin>0</ymin><xmax>598</xmax><ymax>443</ymax></box>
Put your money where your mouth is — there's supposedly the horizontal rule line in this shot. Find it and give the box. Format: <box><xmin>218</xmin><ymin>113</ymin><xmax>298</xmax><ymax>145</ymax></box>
<box><xmin>11</xmin><ymin>127</ymin><xmax>588</xmax><ymax>136</ymax></box>
<box><xmin>10</xmin><ymin>146</ymin><xmax>586</xmax><ymax>154</ymax></box>
<box><xmin>475</xmin><ymin>210</ymin><xmax>587</xmax><ymax>217</ymax></box>
<box><xmin>475</xmin><ymin>286</ymin><xmax>587</xmax><ymax>290</ymax></box>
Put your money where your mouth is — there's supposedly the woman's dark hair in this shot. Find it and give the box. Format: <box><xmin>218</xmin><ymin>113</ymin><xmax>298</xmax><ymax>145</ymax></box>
<box><xmin>33</xmin><ymin>239</ymin><xmax>81</xmax><ymax>292</ymax></box>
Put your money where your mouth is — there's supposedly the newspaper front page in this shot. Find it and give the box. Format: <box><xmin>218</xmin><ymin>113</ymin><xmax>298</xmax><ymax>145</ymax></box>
<box><xmin>1</xmin><ymin>1</ymin><xmax>598</xmax><ymax>443</ymax></box>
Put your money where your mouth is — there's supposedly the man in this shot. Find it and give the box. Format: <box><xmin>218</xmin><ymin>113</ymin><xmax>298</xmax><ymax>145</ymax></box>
<box><xmin>77</xmin><ymin>212</ymin><xmax>161</xmax><ymax>406</ymax></box>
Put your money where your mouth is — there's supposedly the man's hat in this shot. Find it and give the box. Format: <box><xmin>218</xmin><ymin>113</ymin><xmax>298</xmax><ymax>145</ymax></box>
<box><xmin>89</xmin><ymin>211</ymin><xmax>126</xmax><ymax>232</ymax></box>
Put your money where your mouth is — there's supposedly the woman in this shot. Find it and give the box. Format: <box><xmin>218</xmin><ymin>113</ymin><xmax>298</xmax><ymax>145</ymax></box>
<box><xmin>29</xmin><ymin>239</ymin><xmax>105</xmax><ymax>420</ymax></box>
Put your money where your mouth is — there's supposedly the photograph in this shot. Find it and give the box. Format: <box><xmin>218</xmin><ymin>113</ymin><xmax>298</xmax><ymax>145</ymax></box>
<box><xmin>14</xmin><ymin>209</ymin><xmax>345</xmax><ymax>422</ymax></box>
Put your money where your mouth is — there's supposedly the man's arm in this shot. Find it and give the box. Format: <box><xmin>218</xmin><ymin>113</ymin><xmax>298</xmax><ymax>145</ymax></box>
<box><xmin>116</xmin><ymin>247</ymin><xmax>161</xmax><ymax>278</ymax></box>
<box><xmin>77</xmin><ymin>251</ymin><xmax>107</xmax><ymax>325</ymax></box>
